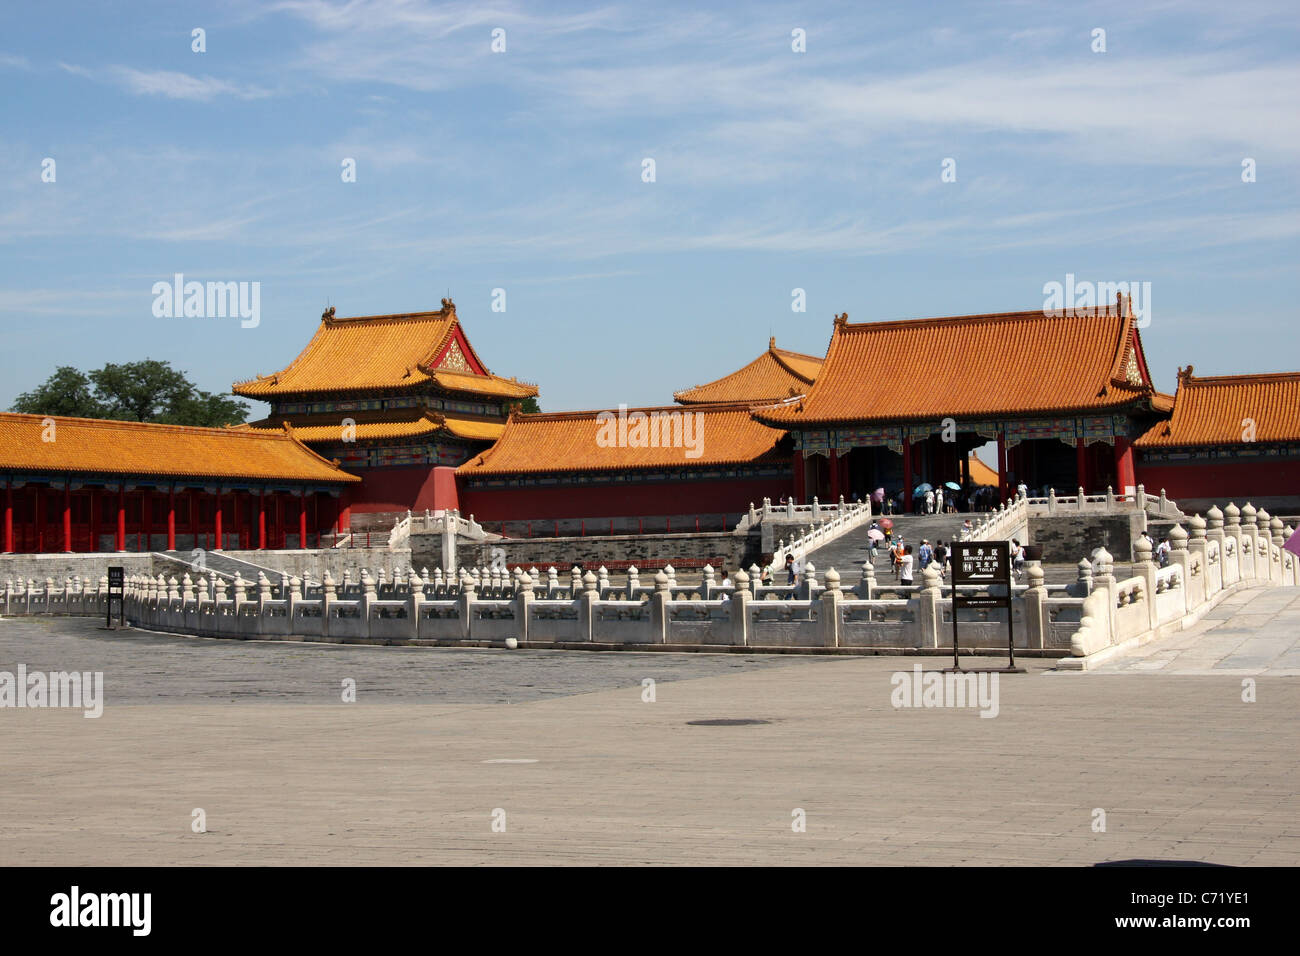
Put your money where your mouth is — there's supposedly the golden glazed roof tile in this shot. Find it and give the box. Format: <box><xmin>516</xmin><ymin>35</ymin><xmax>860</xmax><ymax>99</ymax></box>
<box><xmin>0</xmin><ymin>413</ymin><xmax>359</xmax><ymax>482</ymax></box>
<box><xmin>754</xmin><ymin>306</ymin><xmax>1158</xmax><ymax>427</ymax></box>
<box><xmin>232</xmin><ymin>301</ymin><xmax>536</xmax><ymax>400</ymax></box>
<box><xmin>458</xmin><ymin>403</ymin><xmax>786</xmax><ymax>477</ymax></box>
<box><xmin>674</xmin><ymin>338</ymin><xmax>823</xmax><ymax>405</ymax></box>
<box><xmin>1134</xmin><ymin>368</ymin><xmax>1300</xmax><ymax>447</ymax></box>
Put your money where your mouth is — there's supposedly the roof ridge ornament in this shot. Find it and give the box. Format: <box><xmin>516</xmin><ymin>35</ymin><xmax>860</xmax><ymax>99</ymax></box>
<box><xmin>322</xmin><ymin>305</ymin><xmax>335</xmax><ymax>322</ymax></box>
<box><xmin>834</xmin><ymin>312</ymin><xmax>848</xmax><ymax>327</ymax></box>
<box><xmin>441</xmin><ymin>296</ymin><xmax>456</xmax><ymax>313</ymax></box>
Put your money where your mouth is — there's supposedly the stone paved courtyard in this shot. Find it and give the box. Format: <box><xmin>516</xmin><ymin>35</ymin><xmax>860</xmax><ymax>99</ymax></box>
<box><xmin>1</xmin><ymin>591</ymin><xmax>1297</xmax><ymax>866</ymax></box>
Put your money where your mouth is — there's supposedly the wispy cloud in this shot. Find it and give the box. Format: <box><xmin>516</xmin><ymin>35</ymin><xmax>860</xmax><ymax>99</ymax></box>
<box><xmin>59</xmin><ymin>62</ymin><xmax>271</xmax><ymax>100</ymax></box>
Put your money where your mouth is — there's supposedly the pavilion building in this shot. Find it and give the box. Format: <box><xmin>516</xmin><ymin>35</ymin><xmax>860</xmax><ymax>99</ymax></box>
<box><xmin>454</xmin><ymin>338</ymin><xmax>822</xmax><ymax>523</ymax></box>
<box><xmin>752</xmin><ymin>300</ymin><xmax>1174</xmax><ymax>510</ymax></box>
<box><xmin>456</xmin><ymin>402</ymin><xmax>791</xmax><ymax>524</ymax></box>
<box><xmin>1133</xmin><ymin>368</ymin><xmax>1300</xmax><ymax>513</ymax></box>
<box><xmin>0</xmin><ymin>413</ymin><xmax>358</xmax><ymax>553</ymax></box>
<box><xmin>234</xmin><ymin>299</ymin><xmax>536</xmax><ymax>518</ymax></box>
<box><xmin>673</xmin><ymin>338</ymin><xmax>822</xmax><ymax>405</ymax></box>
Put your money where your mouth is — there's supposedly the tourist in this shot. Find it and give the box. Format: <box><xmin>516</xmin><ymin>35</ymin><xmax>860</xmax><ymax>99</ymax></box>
<box><xmin>1011</xmin><ymin>539</ymin><xmax>1026</xmax><ymax>581</ymax></box>
<box><xmin>935</xmin><ymin>487</ymin><xmax>944</xmax><ymax>513</ymax></box>
<box><xmin>934</xmin><ymin>540</ymin><xmax>948</xmax><ymax>576</ymax></box>
<box><xmin>924</xmin><ymin>488</ymin><xmax>935</xmax><ymax>514</ymax></box>
<box><xmin>919</xmin><ymin>538</ymin><xmax>933</xmax><ymax>569</ymax></box>
<box><xmin>892</xmin><ymin>538</ymin><xmax>906</xmax><ymax>577</ymax></box>
<box><xmin>962</xmin><ymin>518</ymin><xmax>973</xmax><ymax>537</ymax></box>
<box><xmin>899</xmin><ymin>545</ymin><xmax>915</xmax><ymax>586</ymax></box>
<box><xmin>1156</xmin><ymin>538</ymin><xmax>1171</xmax><ymax>567</ymax></box>
<box><xmin>761</xmin><ymin>564</ymin><xmax>773</xmax><ymax>587</ymax></box>
<box><xmin>785</xmin><ymin>553</ymin><xmax>797</xmax><ymax>586</ymax></box>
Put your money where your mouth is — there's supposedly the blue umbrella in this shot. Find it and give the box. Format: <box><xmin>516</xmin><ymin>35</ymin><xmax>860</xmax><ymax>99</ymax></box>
<box><xmin>944</xmin><ymin>481</ymin><xmax>961</xmax><ymax>491</ymax></box>
<box><xmin>913</xmin><ymin>482</ymin><xmax>933</xmax><ymax>494</ymax></box>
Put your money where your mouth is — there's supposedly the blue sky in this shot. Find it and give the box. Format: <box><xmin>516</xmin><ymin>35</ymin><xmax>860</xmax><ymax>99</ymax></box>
<box><xmin>1</xmin><ymin>0</ymin><xmax>1297</xmax><ymax>420</ymax></box>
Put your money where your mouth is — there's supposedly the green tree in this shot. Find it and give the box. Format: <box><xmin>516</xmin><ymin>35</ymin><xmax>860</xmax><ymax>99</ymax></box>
<box><xmin>515</xmin><ymin>397</ymin><xmax>541</xmax><ymax>414</ymax></box>
<box><xmin>11</xmin><ymin>360</ymin><xmax>250</xmax><ymax>426</ymax></box>
<box><xmin>10</xmin><ymin>366</ymin><xmax>106</xmax><ymax>418</ymax></box>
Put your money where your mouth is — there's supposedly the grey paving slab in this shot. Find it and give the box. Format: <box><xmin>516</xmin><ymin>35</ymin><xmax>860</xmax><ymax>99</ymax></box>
<box><xmin>0</xmin><ymin>615</ymin><xmax>1296</xmax><ymax>866</ymax></box>
<box><xmin>1092</xmin><ymin>587</ymin><xmax>1300</xmax><ymax>675</ymax></box>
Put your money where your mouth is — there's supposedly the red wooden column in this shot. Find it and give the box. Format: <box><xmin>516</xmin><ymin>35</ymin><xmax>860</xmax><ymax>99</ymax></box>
<box><xmin>336</xmin><ymin>497</ymin><xmax>351</xmax><ymax>536</ymax></box>
<box><xmin>299</xmin><ymin>493</ymin><xmax>309</xmax><ymax>550</ymax></box>
<box><xmin>166</xmin><ymin>486</ymin><xmax>177</xmax><ymax>551</ymax></box>
<box><xmin>257</xmin><ymin>489</ymin><xmax>267</xmax><ymax>550</ymax></box>
<box><xmin>828</xmin><ymin>450</ymin><xmax>841</xmax><ymax>502</ymax></box>
<box><xmin>996</xmin><ymin>431</ymin><xmax>1007</xmax><ymax>503</ymax></box>
<box><xmin>902</xmin><ymin>437</ymin><xmax>913</xmax><ymax>512</ymax></box>
<box><xmin>274</xmin><ymin>493</ymin><xmax>284</xmax><ymax>549</ymax></box>
<box><xmin>3</xmin><ymin>480</ymin><xmax>13</xmax><ymax>553</ymax></box>
<box><xmin>62</xmin><ymin>483</ymin><xmax>72</xmax><ymax>552</ymax></box>
<box><xmin>115</xmin><ymin>486</ymin><xmax>126</xmax><ymax>551</ymax></box>
<box><xmin>1076</xmin><ymin>438</ymin><xmax>1088</xmax><ymax>493</ymax></box>
<box><xmin>1114</xmin><ymin>436</ymin><xmax>1136</xmax><ymax>495</ymax></box>
<box><xmin>89</xmin><ymin>488</ymin><xmax>99</xmax><ymax>553</ymax></box>
<box><xmin>214</xmin><ymin>490</ymin><xmax>224</xmax><ymax>550</ymax></box>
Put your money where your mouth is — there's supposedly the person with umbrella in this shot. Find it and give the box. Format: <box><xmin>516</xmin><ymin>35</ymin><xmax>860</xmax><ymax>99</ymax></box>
<box><xmin>868</xmin><ymin>523</ymin><xmax>885</xmax><ymax>561</ymax></box>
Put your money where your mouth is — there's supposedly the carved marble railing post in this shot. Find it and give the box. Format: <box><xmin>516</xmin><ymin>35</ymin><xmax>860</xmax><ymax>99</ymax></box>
<box><xmin>1074</xmin><ymin>557</ymin><xmax>1093</xmax><ymax>597</ymax></box>
<box><xmin>701</xmin><ymin>564</ymin><xmax>715</xmax><ymax>600</ymax></box>
<box><xmin>625</xmin><ymin>566</ymin><xmax>639</xmax><ymax>600</ymax></box>
<box><xmin>731</xmin><ymin>569</ymin><xmax>752</xmax><ymax>646</ymax></box>
<box><xmin>569</xmin><ymin>566</ymin><xmax>582</xmax><ymax>598</ymax></box>
<box><xmin>231</xmin><ymin>573</ymin><xmax>248</xmax><ymax>622</ymax></box>
<box><xmin>457</xmin><ymin>575</ymin><xmax>475</xmax><ymax>641</ymax></box>
<box><xmin>513</xmin><ymin>568</ymin><xmax>533</xmax><ymax>644</ymax></box>
<box><xmin>819</xmin><ymin>567</ymin><xmax>842</xmax><ymax>648</ymax></box>
<box><xmin>801</xmin><ymin>560</ymin><xmax>818</xmax><ymax>602</ymax></box>
<box><xmin>1132</xmin><ymin>536</ymin><xmax>1159</xmax><ymax>631</ymax></box>
<box><xmin>579</xmin><ymin>570</ymin><xmax>599</xmax><ymax>643</ymax></box>
<box><xmin>1092</xmin><ymin>547</ymin><xmax>1117</xmax><ymax>639</ymax></box>
<box><xmin>649</xmin><ymin>571</ymin><xmax>670</xmax><ymax>644</ymax></box>
<box><xmin>320</xmin><ymin>571</ymin><xmax>335</xmax><ymax>638</ymax></box>
<box><xmin>857</xmin><ymin>559</ymin><xmax>876</xmax><ymax>600</ymax></box>
<box><xmin>915</xmin><ymin>565</ymin><xmax>943</xmax><ymax>648</ymax></box>
<box><xmin>597</xmin><ymin>565</ymin><xmax>610</xmax><ymax>598</ymax></box>
<box><xmin>1023</xmin><ymin>563</ymin><xmax>1047</xmax><ymax>649</ymax></box>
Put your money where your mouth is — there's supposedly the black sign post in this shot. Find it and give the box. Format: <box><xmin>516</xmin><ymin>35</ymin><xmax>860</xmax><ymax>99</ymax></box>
<box><xmin>105</xmin><ymin>565</ymin><xmax>125</xmax><ymax>629</ymax></box>
<box><xmin>949</xmin><ymin>541</ymin><xmax>1024</xmax><ymax>673</ymax></box>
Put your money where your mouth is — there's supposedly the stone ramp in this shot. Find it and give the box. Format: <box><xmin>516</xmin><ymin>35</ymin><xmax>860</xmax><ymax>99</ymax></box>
<box><xmin>156</xmin><ymin>550</ymin><xmax>284</xmax><ymax>582</ymax></box>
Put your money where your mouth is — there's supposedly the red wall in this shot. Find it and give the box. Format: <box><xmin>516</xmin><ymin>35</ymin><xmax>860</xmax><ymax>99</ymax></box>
<box><xmin>345</xmin><ymin>465</ymin><xmax>460</xmax><ymax>514</ymax></box>
<box><xmin>1137</xmin><ymin>457</ymin><xmax>1300</xmax><ymax>507</ymax></box>
<box><xmin>459</xmin><ymin>475</ymin><xmax>793</xmax><ymax>522</ymax></box>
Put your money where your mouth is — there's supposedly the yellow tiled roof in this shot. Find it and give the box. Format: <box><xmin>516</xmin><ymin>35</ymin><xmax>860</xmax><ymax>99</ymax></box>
<box><xmin>1135</xmin><ymin>368</ymin><xmax>1300</xmax><ymax>447</ymax></box>
<box><xmin>246</xmin><ymin>411</ymin><xmax>506</xmax><ymax>444</ymax></box>
<box><xmin>458</xmin><ymin>403</ymin><xmax>787</xmax><ymax>477</ymax></box>
<box><xmin>231</xmin><ymin>302</ymin><xmax>537</xmax><ymax>400</ymax></box>
<box><xmin>674</xmin><ymin>338</ymin><xmax>823</xmax><ymax>405</ymax></box>
<box><xmin>0</xmin><ymin>413</ymin><xmax>359</xmax><ymax>483</ymax></box>
<box><xmin>431</xmin><ymin>369</ymin><xmax>538</xmax><ymax>399</ymax></box>
<box><xmin>967</xmin><ymin>452</ymin><xmax>999</xmax><ymax>486</ymax></box>
<box><xmin>756</xmin><ymin>307</ymin><xmax>1159</xmax><ymax>427</ymax></box>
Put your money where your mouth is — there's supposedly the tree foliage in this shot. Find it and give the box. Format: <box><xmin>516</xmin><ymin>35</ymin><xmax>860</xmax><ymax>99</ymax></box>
<box><xmin>11</xmin><ymin>360</ymin><xmax>250</xmax><ymax>426</ymax></box>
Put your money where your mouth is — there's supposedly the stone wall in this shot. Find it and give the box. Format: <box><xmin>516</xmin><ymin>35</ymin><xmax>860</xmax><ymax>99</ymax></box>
<box><xmin>411</xmin><ymin>531</ymin><xmax>757</xmax><ymax>574</ymax></box>
<box><xmin>1028</xmin><ymin>513</ymin><xmax>1146</xmax><ymax>563</ymax></box>
<box><xmin>0</xmin><ymin>552</ymin><xmax>153</xmax><ymax>584</ymax></box>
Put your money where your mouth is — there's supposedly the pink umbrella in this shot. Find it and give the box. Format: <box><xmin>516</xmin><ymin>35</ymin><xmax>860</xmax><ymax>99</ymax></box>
<box><xmin>1286</xmin><ymin>530</ymin><xmax>1300</xmax><ymax>560</ymax></box>
<box><xmin>868</xmin><ymin>528</ymin><xmax>885</xmax><ymax>541</ymax></box>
